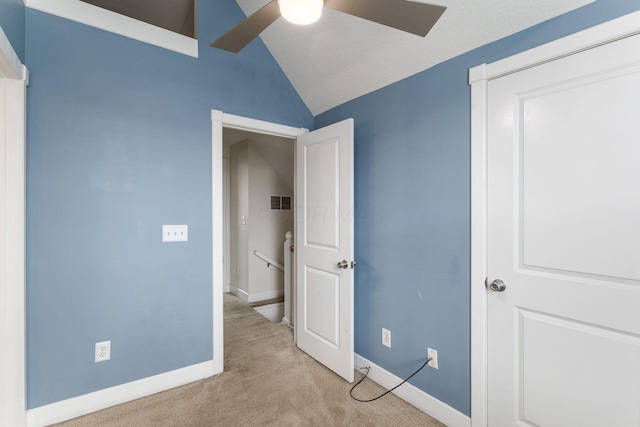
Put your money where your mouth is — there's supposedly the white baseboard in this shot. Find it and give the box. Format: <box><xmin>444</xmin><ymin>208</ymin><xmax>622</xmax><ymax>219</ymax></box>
<box><xmin>26</xmin><ymin>360</ymin><xmax>217</xmax><ymax>427</ymax></box>
<box><xmin>247</xmin><ymin>289</ymin><xmax>283</xmax><ymax>303</ymax></box>
<box><xmin>228</xmin><ymin>285</ymin><xmax>248</xmax><ymax>302</ymax></box>
<box><xmin>354</xmin><ymin>354</ymin><xmax>470</xmax><ymax>427</ymax></box>
<box><xmin>228</xmin><ymin>286</ymin><xmax>283</xmax><ymax>304</ymax></box>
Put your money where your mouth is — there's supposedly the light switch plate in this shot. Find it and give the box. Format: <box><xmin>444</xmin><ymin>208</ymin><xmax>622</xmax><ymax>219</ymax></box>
<box><xmin>162</xmin><ymin>225</ymin><xmax>188</xmax><ymax>242</ymax></box>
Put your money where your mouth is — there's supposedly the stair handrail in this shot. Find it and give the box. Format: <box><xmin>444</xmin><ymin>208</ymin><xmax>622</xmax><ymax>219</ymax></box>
<box><xmin>252</xmin><ymin>249</ymin><xmax>284</xmax><ymax>272</ymax></box>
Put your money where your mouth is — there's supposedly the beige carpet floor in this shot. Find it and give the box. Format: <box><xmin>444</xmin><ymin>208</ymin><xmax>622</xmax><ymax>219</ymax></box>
<box><xmin>55</xmin><ymin>294</ymin><xmax>445</xmax><ymax>426</ymax></box>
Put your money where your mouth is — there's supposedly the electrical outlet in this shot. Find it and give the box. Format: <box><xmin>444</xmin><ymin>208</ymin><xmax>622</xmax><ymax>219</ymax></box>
<box><xmin>382</xmin><ymin>328</ymin><xmax>391</xmax><ymax>348</ymax></box>
<box><xmin>427</xmin><ymin>347</ymin><xmax>438</xmax><ymax>369</ymax></box>
<box><xmin>95</xmin><ymin>341</ymin><xmax>111</xmax><ymax>363</ymax></box>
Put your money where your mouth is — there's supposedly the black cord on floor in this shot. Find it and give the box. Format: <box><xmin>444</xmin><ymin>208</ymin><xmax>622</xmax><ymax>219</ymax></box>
<box><xmin>350</xmin><ymin>357</ymin><xmax>431</xmax><ymax>403</ymax></box>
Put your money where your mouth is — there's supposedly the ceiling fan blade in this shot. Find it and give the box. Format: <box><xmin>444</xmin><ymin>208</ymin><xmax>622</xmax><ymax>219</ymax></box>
<box><xmin>210</xmin><ymin>0</ymin><xmax>281</xmax><ymax>53</ymax></box>
<box><xmin>324</xmin><ymin>0</ymin><xmax>445</xmax><ymax>37</ymax></box>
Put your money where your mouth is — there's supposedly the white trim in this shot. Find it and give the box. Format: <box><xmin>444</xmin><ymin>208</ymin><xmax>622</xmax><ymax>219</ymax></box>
<box><xmin>248</xmin><ymin>289</ymin><xmax>284</xmax><ymax>303</ymax></box>
<box><xmin>211</xmin><ymin>112</ymin><xmax>224</xmax><ymax>375</ymax></box>
<box><xmin>469</xmin><ymin>9</ymin><xmax>640</xmax><ymax>84</ymax></box>
<box><xmin>229</xmin><ymin>286</ymin><xmax>285</xmax><ymax>304</ymax></box>
<box><xmin>0</xmin><ymin>28</ymin><xmax>27</xmax><ymax>427</ymax></box>
<box><xmin>211</xmin><ymin>109</ymin><xmax>307</xmax><ymax>378</ymax></box>
<box><xmin>223</xmin><ymin>156</ymin><xmax>231</xmax><ymax>296</ymax></box>
<box><xmin>0</xmin><ymin>27</ymin><xmax>23</xmax><ymax>79</ymax></box>
<box><xmin>354</xmin><ymin>354</ymin><xmax>470</xmax><ymax>427</ymax></box>
<box><xmin>468</xmin><ymin>10</ymin><xmax>640</xmax><ymax>427</ymax></box>
<box><xmin>469</xmin><ymin>63</ymin><xmax>488</xmax><ymax>427</ymax></box>
<box><xmin>228</xmin><ymin>284</ymin><xmax>248</xmax><ymax>302</ymax></box>
<box><xmin>218</xmin><ymin>112</ymin><xmax>308</xmax><ymax>138</ymax></box>
<box><xmin>26</xmin><ymin>361</ymin><xmax>215</xmax><ymax>427</ymax></box>
<box><xmin>24</xmin><ymin>0</ymin><xmax>198</xmax><ymax>58</ymax></box>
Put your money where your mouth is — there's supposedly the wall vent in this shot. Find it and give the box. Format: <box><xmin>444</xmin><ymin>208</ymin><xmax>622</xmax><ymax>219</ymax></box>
<box><xmin>281</xmin><ymin>196</ymin><xmax>291</xmax><ymax>210</ymax></box>
<box><xmin>270</xmin><ymin>195</ymin><xmax>292</xmax><ymax>211</ymax></box>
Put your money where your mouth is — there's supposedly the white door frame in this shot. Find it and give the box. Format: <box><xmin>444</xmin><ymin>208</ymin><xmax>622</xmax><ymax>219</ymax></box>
<box><xmin>211</xmin><ymin>110</ymin><xmax>307</xmax><ymax>372</ymax></box>
<box><xmin>469</xmin><ymin>11</ymin><xmax>640</xmax><ymax>427</ymax></box>
<box><xmin>0</xmin><ymin>27</ymin><xmax>28</xmax><ymax>427</ymax></box>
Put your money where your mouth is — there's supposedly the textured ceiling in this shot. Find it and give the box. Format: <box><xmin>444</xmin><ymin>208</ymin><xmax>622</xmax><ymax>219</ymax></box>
<box><xmin>232</xmin><ymin>0</ymin><xmax>595</xmax><ymax>115</ymax></box>
<box><xmin>81</xmin><ymin>0</ymin><xmax>595</xmax><ymax>116</ymax></box>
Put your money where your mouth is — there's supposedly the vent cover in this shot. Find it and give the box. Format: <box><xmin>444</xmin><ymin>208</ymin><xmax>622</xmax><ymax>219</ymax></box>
<box><xmin>281</xmin><ymin>196</ymin><xmax>291</xmax><ymax>210</ymax></box>
<box><xmin>270</xmin><ymin>195</ymin><xmax>292</xmax><ymax>211</ymax></box>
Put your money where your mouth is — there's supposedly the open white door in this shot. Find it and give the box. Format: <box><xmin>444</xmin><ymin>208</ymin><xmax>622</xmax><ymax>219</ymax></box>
<box><xmin>295</xmin><ymin>118</ymin><xmax>354</xmax><ymax>383</ymax></box>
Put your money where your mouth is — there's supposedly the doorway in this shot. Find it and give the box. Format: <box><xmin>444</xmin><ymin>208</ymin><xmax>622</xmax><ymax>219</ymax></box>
<box><xmin>211</xmin><ymin>111</ymin><xmax>356</xmax><ymax>383</ymax></box>
<box><xmin>210</xmin><ymin>110</ymin><xmax>307</xmax><ymax>374</ymax></box>
<box><xmin>223</xmin><ymin>127</ymin><xmax>295</xmax><ymax>318</ymax></box>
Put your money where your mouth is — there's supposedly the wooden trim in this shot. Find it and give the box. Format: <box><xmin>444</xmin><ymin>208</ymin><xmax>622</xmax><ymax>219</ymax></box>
<box><xmin>468</xmin><ymin>10</ymin><xmax>640</xmax><ymax>427</ymax></box>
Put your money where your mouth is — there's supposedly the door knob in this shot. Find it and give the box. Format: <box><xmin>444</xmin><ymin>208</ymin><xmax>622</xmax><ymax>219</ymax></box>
<box><xmin>488</xmin><ymin>279</ymin><xmax>506</xmax><ymax>292</ymax></box>
<box><xmin>337</xmin><ymin>260</ymin><xmax>349</xmax><ymax>269</ymax></box>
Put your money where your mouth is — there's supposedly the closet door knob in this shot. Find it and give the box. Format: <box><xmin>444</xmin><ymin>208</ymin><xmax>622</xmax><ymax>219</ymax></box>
<box><xmin>488</xmin><ymin>279</ymin><xmax>507</xmax><ymax>292</ymax></box>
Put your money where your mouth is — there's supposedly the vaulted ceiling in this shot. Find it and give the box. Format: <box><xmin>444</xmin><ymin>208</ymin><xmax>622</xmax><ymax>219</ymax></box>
<box><xmin>84</xmin><ymin>0</ymin><xmax>595</xmax><ymax>115</ymax></box>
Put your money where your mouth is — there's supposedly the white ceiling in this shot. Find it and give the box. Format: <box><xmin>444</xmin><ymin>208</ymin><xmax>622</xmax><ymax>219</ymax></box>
<box><xmin>234</xmin><ymin>0</ymin><xmax>595</xmax><ymax>115</ymax></box>
<box><xmin>78</xmin><ymin>0</ymin><xmax>596</xmax><ymax>116</ymax></box>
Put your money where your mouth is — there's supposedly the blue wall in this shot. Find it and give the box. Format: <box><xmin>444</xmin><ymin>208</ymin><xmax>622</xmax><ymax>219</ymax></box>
<box><xmin>0</xmin><ymin>0</ymin><xmax>24</xmax><ymax>61</ymax></box>
<box><xmin>25</xmin><ymin>2</ymin><xmax>312</xmax><ymax>408</ymax></box>
<box><xmin>24</xmin><ymin>0</ymin><xmax>640</xmax><ymax>415</ymax></box>
<box><xmin>316</xmin><ymin>0</ymin><xmax>640</xmax><ymax>416</ymax></box>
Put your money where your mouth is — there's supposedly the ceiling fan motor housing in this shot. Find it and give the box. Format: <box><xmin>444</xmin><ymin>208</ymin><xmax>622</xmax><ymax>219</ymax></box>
<box><xmin>278</xmin><ymin>0</ymin><xmax>324</xmax><ymax>25</ymax></box>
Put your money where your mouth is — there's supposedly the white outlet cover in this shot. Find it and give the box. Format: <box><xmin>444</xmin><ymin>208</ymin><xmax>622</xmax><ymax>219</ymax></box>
<box><xmin>382</xmin><ymin>328</ymin><xmax>391</xmax><ymax>348</ymax></box>
<box><xmin>95</xmin><ymin>340</ymin><xmax>111</xmax><ymax>363</ymax></box>
<box><xmin>427</xmin><ymin>347</ymin><xmax>438</xmax><ymax>369</ymax></box>
<box><xmin>162</xmin><ymin>225</ymin><xmax>188</xmax><ymax>242</ymax></box>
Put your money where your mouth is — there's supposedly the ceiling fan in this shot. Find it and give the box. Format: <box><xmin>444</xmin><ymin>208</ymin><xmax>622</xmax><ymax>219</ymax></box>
<box><xmin>210</xmin><ymin>0</ymin><xmax>446</xmax><ymax>53</ymax></box>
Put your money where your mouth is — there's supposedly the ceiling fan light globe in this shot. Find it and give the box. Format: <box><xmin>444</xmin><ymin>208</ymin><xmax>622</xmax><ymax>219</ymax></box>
<box><xmin>278</xmin><ymin>0</ymin><xmax>323</xmax><ymax>25</ymax></box>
